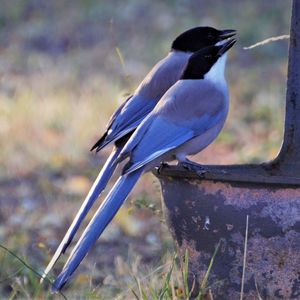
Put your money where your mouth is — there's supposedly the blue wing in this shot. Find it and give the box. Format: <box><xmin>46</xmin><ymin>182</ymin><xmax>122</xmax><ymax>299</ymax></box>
<box><xmin>93</xmin><ymin>95</ymin><xmax>157</xmax><ymax>152</ymax></box>
<box><xmin>123</xmin><ymin>118</ymin><xmax>194</xmax><ymax>173</ymax></box>
<box><xmin>120</xmin><ymin>114</ymin><xmax>216</xmax><ymax>174</ymax></box>
<box><xmin>91</xmin><ymin>96</ymin><xmax>133</xmax><ymax>152</ymax></box>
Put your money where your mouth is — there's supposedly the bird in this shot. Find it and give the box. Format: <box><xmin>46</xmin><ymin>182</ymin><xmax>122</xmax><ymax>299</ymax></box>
<box><xmin>41</xmin><ymin>26</ymin><xmax>236</xmax><ymax>281</ymax></box>
<box><xmin>51</xmin><ymin>37</ymin><xmax>236</xmax><ymax>291</ymax></box>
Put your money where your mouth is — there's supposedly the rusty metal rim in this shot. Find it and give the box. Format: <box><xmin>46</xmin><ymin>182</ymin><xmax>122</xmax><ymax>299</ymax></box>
<box><xmin>154</xmin><ymin>161</ymin><xmax>300</xmax><ymax>186</ymax></box>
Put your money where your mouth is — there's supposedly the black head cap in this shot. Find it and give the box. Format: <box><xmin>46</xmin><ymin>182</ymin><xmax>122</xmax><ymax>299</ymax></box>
<box><xmin>172</xmin><ymin>27</ymin><xmax>236</xmax><ymax>52</ymax></box>
<box><xmin>181</xmin><ymin>38</ymin><xmax>236</xmax><ymax>80</ymax></box>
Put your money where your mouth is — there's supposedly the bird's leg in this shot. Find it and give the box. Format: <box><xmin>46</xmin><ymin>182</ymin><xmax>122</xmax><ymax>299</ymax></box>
<box><xmin>160</xmin><ymin>161</ymin><xmax>169</xmax><ymax>168</ymax></box>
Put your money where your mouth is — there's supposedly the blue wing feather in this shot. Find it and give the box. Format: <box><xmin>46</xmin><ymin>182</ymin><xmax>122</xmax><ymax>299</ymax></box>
<box><xmin>104</xmin><ymin>96</ymin><xmax>156</xmax><ymax>145</ymax></box>
<box><xmin>120</xmin><ymin>115</ymin><xmax>216</xmax><ymax>174</ymax></box>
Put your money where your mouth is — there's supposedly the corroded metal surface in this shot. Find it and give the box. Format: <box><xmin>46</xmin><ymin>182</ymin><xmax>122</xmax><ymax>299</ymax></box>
<box><xmin>159</xmin><ymin>177</ymin><xmax>300</xmax><ymax>299</ymax></box>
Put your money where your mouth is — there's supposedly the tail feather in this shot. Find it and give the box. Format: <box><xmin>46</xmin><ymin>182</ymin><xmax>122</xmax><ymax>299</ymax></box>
<box><xmin>41</xmin><ymin>147</ymin><xmax>121</xmax><ymax>282</ymax></box>
<box><xmin>51</xmin><ymin>168</ymin><xmax>143</xmax><ymax>291</ymax></box>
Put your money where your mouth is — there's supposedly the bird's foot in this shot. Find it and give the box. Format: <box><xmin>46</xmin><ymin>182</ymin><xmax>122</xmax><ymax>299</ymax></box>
<box><xmin>178</xmin><ymin>160</ymin><xmax>206</xmax><ymax>174</ymax></box>
<box><xmin>157</xmin><ymin>162</ymin><xmax>169</xmax><ymax>174</ymax></box>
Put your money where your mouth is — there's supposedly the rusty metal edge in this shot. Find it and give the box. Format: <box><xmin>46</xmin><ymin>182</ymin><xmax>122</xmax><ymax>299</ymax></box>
<box><xmin>153</xmin><ymin>162</ymin><xmax>300</xmax><ymax>186</ymax></box>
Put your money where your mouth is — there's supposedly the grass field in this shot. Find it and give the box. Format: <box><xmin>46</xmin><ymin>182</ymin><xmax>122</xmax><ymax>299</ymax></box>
<box><xmin>0</xmin><ymin>1</ymin><xmax>292</xmax><ymax>298</ymax></box>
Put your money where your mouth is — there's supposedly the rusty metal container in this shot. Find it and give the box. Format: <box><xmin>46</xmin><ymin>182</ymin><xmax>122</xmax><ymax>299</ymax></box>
<box><xmin>155</xmin><ymin>2</ymin><xmax>300</xmax><ymax>299</ymax></box>
<box><xmin>157</xmin><ymin>167</ymin><xmax>300</xmax><ymax>299</ymax></box>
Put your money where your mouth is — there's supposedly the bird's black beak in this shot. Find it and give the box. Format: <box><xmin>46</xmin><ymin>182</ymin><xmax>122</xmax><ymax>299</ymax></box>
<box><xmin>218</xmin><ymin>38</ymin><xmax>236</xmax><ymax>56</ymax></box>
<box><xmin>218</xmin><ymin>29</ymin><xmax>237</xmax><ymax>41</ymax></box>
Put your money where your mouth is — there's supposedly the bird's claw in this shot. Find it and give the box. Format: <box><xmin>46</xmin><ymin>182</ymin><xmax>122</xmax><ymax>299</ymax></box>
<box><xmin>157</xmin><ymin>162</ymin><xmax>169</xmax><ymax>174</ymax></box>
<box><xmin>179</xmin><ymin>162</ymin><xmax>196</xmax><ymax>171</ymax></box>
<box><xmin>178</xmin><ymin>161</ymin><xmax>206</xmax><ymax>175</ymax></box>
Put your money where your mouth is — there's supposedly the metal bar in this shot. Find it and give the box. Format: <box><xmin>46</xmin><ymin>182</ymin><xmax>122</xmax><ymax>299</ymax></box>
<box><xmin>155</xmin><ymin>163</ymin><xmax>300</xmax><ymax>186</ymax></box>
<box><xmin>274</xmin><ymin>0</ymin><xmax>300</xmax><ymax>173</ymax></box>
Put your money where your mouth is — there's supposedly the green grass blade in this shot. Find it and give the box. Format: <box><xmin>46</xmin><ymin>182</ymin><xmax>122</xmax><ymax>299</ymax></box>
<box><xmin>0</xmin><ymin>244</ymin><xmax>67</xmax><ymax>300</ymax></box>
<box><xmin>183</xmin><ymin>248</ymin><xmax>190</xmax><ymax>299</ymax></box>
<box><xmin>199</xmin><ymin>241</ymin><xmax>221</xmax><ymax>298</ymax></box>
<box><xmin>158</xmin><ymin>258</ymin><xmax>174</xmax><ymax>300</ymax></box>
<box><xmin>130</xmin><ymin>287</ymin><xmax>141</xmax><ymax>300</ymax></box>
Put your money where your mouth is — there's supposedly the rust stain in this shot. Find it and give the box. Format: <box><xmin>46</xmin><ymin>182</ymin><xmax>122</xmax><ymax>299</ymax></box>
<box><xmin>195</xmin><ymin>180</ymin><xmax>300</xmax><ymax>230</ymax></box>
<box><xmin>231</xmin><ymin>231</ymin><xmax>300</xmax><ymax>299</ymax></box>
<box><xmin>160</xmin><ymin>177</ymin><xmax>300</xmax><ymax>298</ymax></box>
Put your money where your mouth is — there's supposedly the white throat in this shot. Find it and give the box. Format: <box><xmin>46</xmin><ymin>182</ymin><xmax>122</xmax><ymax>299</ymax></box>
<box><xmin>204</xmin><ymin>54</ymin><xmax>227</xmax><ymax>86</ymax></box>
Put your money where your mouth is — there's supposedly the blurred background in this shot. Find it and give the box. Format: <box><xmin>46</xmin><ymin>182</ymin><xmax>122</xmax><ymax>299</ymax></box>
<box><xmin>0</xmin><ymin>0</ymin><xmax>291</xmax><ymax>298</ymax></box>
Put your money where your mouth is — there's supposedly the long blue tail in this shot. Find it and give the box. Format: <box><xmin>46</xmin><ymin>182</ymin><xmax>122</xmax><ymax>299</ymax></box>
<box><xmin>41</xmin><ymin>147</ymin><xmax>121</xmax><ymax>282</ymax></box>
<box><xmin>51</xmin><ymin>168</ymin><xmax>143</xmax><ymax>291</ymax></box>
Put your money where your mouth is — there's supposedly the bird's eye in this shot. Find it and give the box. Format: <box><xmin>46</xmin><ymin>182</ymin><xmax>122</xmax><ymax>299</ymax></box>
<box><xmin>205</xmin><ymin>55</ymin><xmax>212</xmax><ymax>59</ymax></box>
